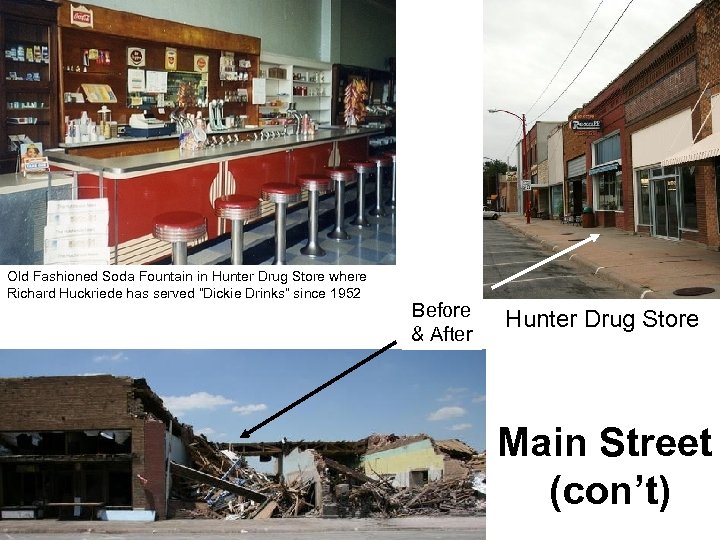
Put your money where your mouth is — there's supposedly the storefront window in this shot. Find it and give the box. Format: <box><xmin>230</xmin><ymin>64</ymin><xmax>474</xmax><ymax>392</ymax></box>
<box><xmin>680</xmin><ymin>165</ymin><xmax>697</xmax><ymax>230</ymax></box>
<box><xmin>638</xmin><ymin>165</ymin><xmax>696</xmax><ymax>233</ymax></box>
<box><xmin>594</xmin><ymin>133</ymin><xmax>620</xmax><ymax>164</ymax></box>
<box><xmin>597</xmin><ymin>171</ymin><xmax>622</xmax><ymax>210</ymax></box>
<box><xmin>551</xmin><ymin>185</ymin><xmax>563</xmax><ymax>217</ymax></box>
<box><xmin>636</xmin><ymin>169</ymin><xmax>650</xmax><ymax>225</ymax></box>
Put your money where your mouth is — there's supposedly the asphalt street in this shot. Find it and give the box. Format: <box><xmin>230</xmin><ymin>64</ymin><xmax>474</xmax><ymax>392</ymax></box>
<box><xmin>483</xmin><ymin>219</ymin><xmax>635</xmax><ymax>299</ymax></box>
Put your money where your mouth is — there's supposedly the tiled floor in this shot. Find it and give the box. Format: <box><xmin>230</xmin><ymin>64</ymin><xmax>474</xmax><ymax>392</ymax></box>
<box><xmin>188</xmin><ymin>179</ymin><xmax>396</xmax><ymax>265</ymax></box>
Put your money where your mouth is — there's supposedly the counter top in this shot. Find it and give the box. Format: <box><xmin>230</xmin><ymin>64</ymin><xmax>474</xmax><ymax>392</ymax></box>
<box><xmin>0</xmin><ymin>171</ymin><xmax>75</xmax><ymax>196</ymax></box>
<box><xmin>57</xmin><ymin>126</ymin><xmax>264</xmax><ymax>150</ymax></box>
<box><xmin>48</xmin><ymin>126</ymin><xmax>382</xmax><ymax>178</ymax></box>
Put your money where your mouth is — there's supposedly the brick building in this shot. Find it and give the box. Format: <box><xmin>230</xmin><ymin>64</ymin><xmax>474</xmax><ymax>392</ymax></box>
<box><xmin>563</xmin><ymin>75</ymin><xmax>633</xmax><ymax>228</ymax></box>
<box><xmin>0</xmin><ymin>375</ymin><xmax>188</xmax><ymax>520</ymax></box>
<box><xmin>563</xmin><ymin>109</ymin><xmax>591</xmax><ymax>218</ymax></box>
<box><xmin>524</xmin><ymin>120</ymin><xmax>563</xmax><ymax>216</ymax></box>
<box><xmin>564</xmin><ymin>0</ymin><xmax>720</xmax><ymax>247</ymax></box>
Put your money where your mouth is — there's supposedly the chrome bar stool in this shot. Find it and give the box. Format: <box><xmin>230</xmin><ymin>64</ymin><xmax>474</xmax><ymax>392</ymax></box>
<box><xmin>298</xmin><ymin>174</ymin><xmax>332</xmax><ymax>257</ymax></box>
<box><xmin>261</xmin><ymin>182</ymin><xmax>301</xmax><ymax>265</ymax></box>
<box><xmin>347</xmin><ymin>160</ymin><xmax>374</xmax><ymax>228</ymax></box>
<box><xmin>153</xmin><ymin>211</ymin><xmax>207</xmax><ymax>265</ymax></box>
<box><xmin>214</xmin><ymin>194</ymin><xmax>260</xmax><ymax>265</ymax></box>
<box><xmin>384</xmin><ymin>150</ymin><xmax>396</xmax><ymax>210</ymax></box>
<box><xmin>324</xmin><ymin>166</ymin><xmax>356</xmax><ymax>241</ymax></box>
<box><xmin>369</xmin><ymin>155</ymin><xmax>392</xmax><ymax>218</ymax></box>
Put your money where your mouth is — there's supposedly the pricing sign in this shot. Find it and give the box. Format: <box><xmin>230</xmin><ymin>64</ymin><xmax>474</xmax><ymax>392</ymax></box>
<box><xmin>521</xmin><ymin>180</ymin><xmax>531</xmax><ymax>191</ymax></box>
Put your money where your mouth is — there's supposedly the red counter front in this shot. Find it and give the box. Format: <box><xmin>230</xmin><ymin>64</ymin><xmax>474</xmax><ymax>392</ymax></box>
<box><xmin>55</xmin><ymin>132</ymin><xmax>374</xmax><ymax>264</ymax></box>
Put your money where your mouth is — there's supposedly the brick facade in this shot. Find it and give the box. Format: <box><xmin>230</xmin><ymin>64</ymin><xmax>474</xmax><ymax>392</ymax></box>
<box><xmin>0</xmin><ymin>375</ymin><xmax>140</xmax><ymax>430</ymax></box>
<box><xmin>141</xmin><ymin>418</ymin><xmax>167</xmax><ymax>519</ymax></box>
<box><xmin>578</xmin><ymin>80</ymin><xmax>627</xmax><ymax>226</ymax></box>
<box><xmin>625</xmin><ymin>60</ymin><xmax>697</xmax><ymax>124</ymax></box>
<box><xmin>563</xmin><ymin>118</ymin><xmax>587</xmax><ymax>172</ymax></box>
<box><xmin>696</xmin><ymin>0</ymin><xmax>720</xmax><ymax>247</ymax></box>
<box><xmin>0</xmin><ymin>375</ymin><xmax>172</xmax><ymax>517</ymax></box>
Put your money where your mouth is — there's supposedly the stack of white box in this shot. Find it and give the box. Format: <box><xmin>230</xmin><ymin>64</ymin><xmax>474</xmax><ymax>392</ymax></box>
<box><xmin>44</xmin><ymin>199</ymin><xmax>110</xmax><ymax>264</ymax></box>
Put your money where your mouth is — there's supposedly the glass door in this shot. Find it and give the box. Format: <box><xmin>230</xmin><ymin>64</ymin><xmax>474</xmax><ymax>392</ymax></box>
<box><xmin>651</xmin><ymin>177</ymin><xmax>679</xmax><ymax>239</ymax></box>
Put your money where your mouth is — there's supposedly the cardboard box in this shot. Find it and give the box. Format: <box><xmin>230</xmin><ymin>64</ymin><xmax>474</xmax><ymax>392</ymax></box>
<box><xmin>268</xmin><ymin>67</ymin><xmax>286</xmax><ymax>79</ymax></box>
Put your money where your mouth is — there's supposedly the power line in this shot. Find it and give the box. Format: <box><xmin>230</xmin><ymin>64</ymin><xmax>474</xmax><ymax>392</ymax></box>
<box><xmin>496</xmin><ymin>1</ymin><xmax>606</xmax><ymax>163</ymax></box>
<box><xmin>533</xmin><ymin>0</ymin><xmax>635</xmax><ymax>123</ymax></box>
<box><xmin>526</xmin><ymin>0</ymin><xmax>605</xmax><ymax>117</ymax></box>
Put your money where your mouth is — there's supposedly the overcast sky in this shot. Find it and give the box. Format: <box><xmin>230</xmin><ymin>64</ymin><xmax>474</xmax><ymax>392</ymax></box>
<box><xmin>483</xmin><ymin>0</ymin><xmax>701</xmax><ymax>165</ymax></box>
<box><xmin>0</xmin><ymin>349</ymin><xmax>486</xmax><ymax>455</ymax></box>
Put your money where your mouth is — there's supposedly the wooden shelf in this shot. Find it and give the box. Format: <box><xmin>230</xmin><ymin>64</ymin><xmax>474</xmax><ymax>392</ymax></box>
<box><xmin>4</xmin><ymin>80</ymin><xmax>51</xmax><ymax>91</ymax></box>
<box><xmin>63</xmin><ymin>70</ymin><xmax>127</xmax><ymax>78</ymax></box>
<box><xmin>57</xmin><ymin>5</ymin><xmax>262</xmax><ymax>135</ymax></box>
<box><xmin>6</xmin><ymin>121</ymin><xmax>50</xmax><ymax>126</ymax></box>
<box><xmin>1</xmin><ymin>0</ymin><xmax>59</xmax><ymax>173</ymax></box>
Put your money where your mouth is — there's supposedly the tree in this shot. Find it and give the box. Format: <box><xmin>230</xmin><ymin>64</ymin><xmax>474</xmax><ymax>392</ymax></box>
<box><xmin>483</xmin><ymin>159</ymin><xmax>508</xmax><ymax>177</ymax></box>
<box><xmin>483</xmin><ymin>159</ymin><xmax>509</xmax><ymax>206</ymax></box>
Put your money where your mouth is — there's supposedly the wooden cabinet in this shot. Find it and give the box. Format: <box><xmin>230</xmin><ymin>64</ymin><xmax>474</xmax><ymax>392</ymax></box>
<box><xmin>59</xmin><ymin>27</ymin><xmax>259</xmax><ymax>130</ymax></box>
<box><xmin>0</xmin><ymin>0</ymin><xmax>59</xmax><ymax>173</ymax></box>
<box><xmin>56</xmin><ymin>2</ymin><xmax>261</xmax><ymax>148</ymax></box>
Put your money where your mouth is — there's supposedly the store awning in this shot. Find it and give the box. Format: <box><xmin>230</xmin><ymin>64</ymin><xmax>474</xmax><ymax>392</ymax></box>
<box><xmin>588</xmin><ymin>162</ymin><xmax>620</xmax><ymax>175</ymax></box>
<box><xmin>661</xmin><ymin>132</ymin><xmax>720</xmax><ymax>166</ymax></box>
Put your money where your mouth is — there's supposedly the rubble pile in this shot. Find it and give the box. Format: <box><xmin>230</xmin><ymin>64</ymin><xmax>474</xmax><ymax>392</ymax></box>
<box><xmin>169</xmin><ymin>433</ymin><xmax>485</xmax><ymax>520</ymax></box>
<box><xmin>171</xmin><ymin>434</ymin><xmax>320</xmax><ymax>519</ymax></box>
<box><xmin>344</xmin><ymin>474</ymin><xmax>484</xmax><ymax>518</ymax></box>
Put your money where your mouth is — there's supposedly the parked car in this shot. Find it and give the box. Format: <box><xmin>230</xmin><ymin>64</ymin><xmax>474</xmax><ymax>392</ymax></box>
<box><xmin>483</xmin><ymin>206</ymin><xmax>499</xmax><ymax>220</ymax></box>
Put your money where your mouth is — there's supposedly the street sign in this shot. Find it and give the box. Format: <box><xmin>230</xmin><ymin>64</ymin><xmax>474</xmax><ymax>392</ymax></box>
<box><xmin>521</xmin><ymin>180</ymin><xmax>531</xmax><ymax>191</ymax></box>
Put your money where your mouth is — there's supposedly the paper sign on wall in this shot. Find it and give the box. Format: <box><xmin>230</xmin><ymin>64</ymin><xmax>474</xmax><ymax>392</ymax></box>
<box><xmin>252</xmin><ymin>77</ymin><xmax>266</xmax><ymax>105</ymax></box>
<box><xmin>127</xmin><ymin>69</ymin><xmax>145</xmax><ymax>92</ymax></box>
<box><xmin>146</xmin><ymin>71</ymin><xmax>168</xmax><ymax>93</ymax></box>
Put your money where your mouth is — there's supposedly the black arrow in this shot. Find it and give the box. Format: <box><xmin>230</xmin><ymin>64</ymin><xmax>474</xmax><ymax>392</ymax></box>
<box><xmin>240</xmin><ymin>340</ymin><xmax>397</xmax><ymax>438</ymax></box>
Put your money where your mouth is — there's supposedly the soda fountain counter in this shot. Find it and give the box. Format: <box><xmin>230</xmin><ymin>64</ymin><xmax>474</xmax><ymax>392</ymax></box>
<box><xmin>47</xmin><ymin>126</ymin><xmax>382</xmax><ymax>264</ymax></box>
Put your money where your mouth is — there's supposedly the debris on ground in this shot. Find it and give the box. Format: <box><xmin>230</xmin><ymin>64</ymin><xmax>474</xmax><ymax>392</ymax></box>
<box><xmin>168</xmin><ymin>433</ymin><xmax>485</xmax><ymax>520</ymax></box>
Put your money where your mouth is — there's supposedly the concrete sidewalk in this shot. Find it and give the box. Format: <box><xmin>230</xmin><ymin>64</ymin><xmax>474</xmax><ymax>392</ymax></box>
<box><xmin>494</xmin><ymin>213</ymin><xmax>720</xmax><ymax>299</ymax></box>
<box><xmin>0</xmin><ymin>516</ymin><xmax>484</xmax><ymax>535</ymax></box>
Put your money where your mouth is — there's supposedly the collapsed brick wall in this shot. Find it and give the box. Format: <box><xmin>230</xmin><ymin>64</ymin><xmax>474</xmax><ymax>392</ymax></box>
<box><xmin>443</xmin><ymin>456</ymin><xmax>470</xmax><ymax>481</ymax></box>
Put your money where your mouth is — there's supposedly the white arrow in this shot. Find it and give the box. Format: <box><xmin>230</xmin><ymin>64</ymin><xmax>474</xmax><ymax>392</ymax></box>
<box><xmin>490</xmin><ymin>234</ymin><xmax>600</xmax><ymax>290</ymax></box>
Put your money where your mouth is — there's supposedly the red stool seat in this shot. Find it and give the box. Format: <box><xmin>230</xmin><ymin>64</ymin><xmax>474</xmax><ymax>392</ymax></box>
<box><xmin>153</xmin><ymin>211</ymin><xmax>206</xmax><ymax>243</ymax></box>
<box><xmin>347</xmin><ymin>160</ymin><xmax>374</xmax><ymax>174</ymax></box>
<box><xmin>325</xmin><ymin>166</ymin><xmax>356</xmax><ymax>183</ymax></box>
<box><xmin>262</xmin><ymin>182</ymin><xmax>301</xmax><ymax>203</ymax></box>
<box><xmin>299</xmin><ymin>174</ymin><xmax>332</xmax><ymax>193</ymax></box>
<box><xmin>215</xmin><ymin>194</ymin><xmax>260</xmax><ymax>221</ymax></box>
<box><xmin>213</xmin><ymin>195</ymin><xmax>258</xmax><ymax>265</ymax></box>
